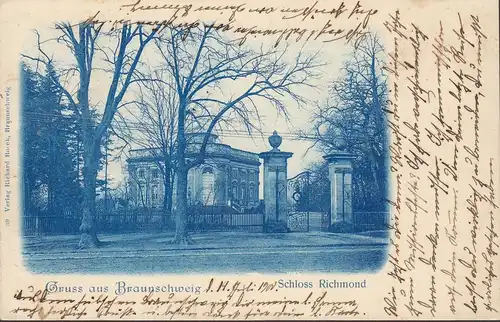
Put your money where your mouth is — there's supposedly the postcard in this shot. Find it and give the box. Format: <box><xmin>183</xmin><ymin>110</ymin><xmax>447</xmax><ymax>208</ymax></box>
<box><xmin>0</xmin><ymin>0</ymin><xmax>499</xmax><ymax>319</ymax></box>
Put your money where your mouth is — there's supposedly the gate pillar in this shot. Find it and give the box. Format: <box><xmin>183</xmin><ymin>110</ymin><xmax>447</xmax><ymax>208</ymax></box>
<box><xmin>259</xmin><ymin>131</ymin><xmax>293</xmax><ymax>232</ymax></box>
<box><xmin>323</xmin><ymin>151</ymin><xmax>356</xmax><ymax>232</ymax></box>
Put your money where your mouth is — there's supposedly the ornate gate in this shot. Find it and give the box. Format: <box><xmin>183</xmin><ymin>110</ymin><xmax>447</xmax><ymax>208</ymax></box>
<box><xmin>286</xmin><ymin>171</ymin><xmax>311</xmax><ymax>232</ymax></box>
<box><xmin>287</xmin><ymin>170</ymin><xmax>332</xmax><ymax>232</ymax></box>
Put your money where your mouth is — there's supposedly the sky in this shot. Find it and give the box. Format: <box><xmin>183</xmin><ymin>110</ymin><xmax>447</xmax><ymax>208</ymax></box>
<box><xmin>21</xmin><ymin>23</ymin><xmax>351</xmax><ymax>195</ymax></box>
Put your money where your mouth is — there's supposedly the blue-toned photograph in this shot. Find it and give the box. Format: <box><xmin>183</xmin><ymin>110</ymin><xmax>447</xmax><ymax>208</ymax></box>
<box><xmin>21</xmin><ymin>22</ymin><xmax>389</xmax><ymax>274</ymax></box>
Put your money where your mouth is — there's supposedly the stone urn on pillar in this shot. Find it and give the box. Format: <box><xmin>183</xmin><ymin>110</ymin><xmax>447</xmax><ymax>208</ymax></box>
<box><xmin>259</xmin><ymin>131</ymin><xmax>293</xmax><ymax>233</ymax></box>
<box><xmin>268</xmin><ymin>130</ymin><xmax>282</xmax><ymax>150</ymax></box>
<box><xmin>323</xmin><ymin>150</ymin><xmax>356</xmax><ymax>232</ymax></box>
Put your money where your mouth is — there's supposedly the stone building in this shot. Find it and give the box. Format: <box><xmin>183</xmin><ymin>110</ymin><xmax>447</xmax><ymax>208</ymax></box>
<box><xmin>126</xmin><ymin>133</ymin><xmax>260</xmax><ymax>210</ymax></box>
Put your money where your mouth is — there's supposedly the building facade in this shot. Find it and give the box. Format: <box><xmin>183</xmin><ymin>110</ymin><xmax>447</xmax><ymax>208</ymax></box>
<box><xmin>127</xmin><ymin>133</ymin><xmax>260</xmax><ymax>211</ymax></box>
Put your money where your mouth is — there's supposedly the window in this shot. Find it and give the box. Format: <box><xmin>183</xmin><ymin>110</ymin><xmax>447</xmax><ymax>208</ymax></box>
<box><xmin>231</xmin><ymin>181</ymin><xmax>238</xmax><ymax>202</ymax></box>
<box><xmin>240</xmin><ymin>182</ymin><xmax>246</xmax><ymax>204</ymax></box>
<box><xmin>152</xmin><ymin>169</ymin><xmax>159</xmax><ymax>179</ymax></box>
<box><xmin>138</xmin><ymin>169</ymin><xmax>145</xmax><ymax>179</ymax></box>
<box><xmin>249</xmin><ymin>184</ymin><xmax>254</xmax><ymax>201</ymax></box>
<box><xmin>202</xmin><ymin>167</ymin><xmax>215</xmax><ymax>205</ymax></box>
<box><xmin>138</xmin><ymin>184</ymin><xmax>145</xmax><ymax>201</ymax></box>
<box><xmin>152</xmin><ymin>185</ymin><xmax>158</xmax><ymax>201</ymax></box>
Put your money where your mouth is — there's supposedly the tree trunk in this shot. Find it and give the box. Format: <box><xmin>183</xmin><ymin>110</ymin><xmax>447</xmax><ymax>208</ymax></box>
<box><xmin>163</xmin><ymin>168</ymin><xmax>172</xmax><ymax>212</ymax></box>
<box><xmin>171</xmin><ymin>167</ymin><xmax>193</xmax><ymax>244</ymax></box>
<box><xmin>78</xmin><ymin>140</ymin><xmax>100</xmax><ymax>248</ymax></box>
<box><xmin>47</xmin><ymin>138</ymin><xmax>54</xmax><ymax>215</ymax></box>
<box><xmin>162</xmin><ymin>169</ymin><xmax>173</xmax><ymax>228</ymax></box>
<box><xmin>170</xmin><ymin>97</ymin><xmax>193</xmax><ymax>244</ymax></box>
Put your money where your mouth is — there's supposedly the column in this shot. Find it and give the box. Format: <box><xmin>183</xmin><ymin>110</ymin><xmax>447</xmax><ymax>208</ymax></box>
<box><xmin>259</xmin><ymin>131</ymin><xmax>293</xmax><ymax>232</ymax></box>
<box><xmin>323</xmin><ymin>151</ymin><xmax>355</xmax><ymax>232</ymax></box>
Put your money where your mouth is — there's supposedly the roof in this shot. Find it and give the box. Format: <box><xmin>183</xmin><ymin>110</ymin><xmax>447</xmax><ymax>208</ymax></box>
<box><xmin>128</xmin><ymin>142</ymin><xmax>260</xmax><ymax>166</ymax></box>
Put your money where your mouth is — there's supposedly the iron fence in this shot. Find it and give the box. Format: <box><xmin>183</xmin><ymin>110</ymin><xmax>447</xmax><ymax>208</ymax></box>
<box><xmin>22</xmin><ymin>209</ymin><xmax>265</xmax><ymax>235</ymax></box>
<box><xmin>22</xmin><ymin>210</ymin><xmax>387</xmax><ymax>235</ymax></box>
<box><xmin>187</xmin><ymin>212</ymin><xmax>265</xmax><ymax>232</ymax></box>
<box><xmin>353</xmin><ymin>212</ymin><xmax>389</xmax><ymax>231</ymax></box>
<box><xmin>22</xmin><ymin>210</ymin><xmax>173</xmax><ymax>235</ymax></box>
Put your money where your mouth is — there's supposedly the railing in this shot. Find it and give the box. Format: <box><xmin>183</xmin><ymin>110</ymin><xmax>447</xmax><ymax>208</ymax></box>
<box><xmin>22</xmin><ymin>210</ymin><xmax>174</xmax><ymax>236</ymax></box>
<box><xmin>187</xmin><ymin>212</ymin><xmax>265</xmax><ymax>232</ymax></box>
<box><xmin>22</xmin><ymin>210</ymin><xmax>388</xmax><ymax>235</ymax></box>
<box><xmin>128</xmin><ymin>148</ymin><xmax>161</xmax><ymax>159</ymax></box>
<box><xmin>22</xmin><ymin>209</ymin><xmax>265</xmax><ymax>235</ymax></box>
<box><xmin>23</xmin><ymin>215</ymin><xmax>81</xmax><ymax>235</ymax></box>
<box><xmin>95</xmin><ymin>211</ymin><xmax>174</xmax><ymax>233</ymax></box>
<box><xmin>186</xmin><ymin>143</ymin><xmax>259</xmax><ymax>162</ymax></box>
<box><xmin>353</xmin><ymin>212</ymin><xmax>389</xmax><ymax>231</ymax></box>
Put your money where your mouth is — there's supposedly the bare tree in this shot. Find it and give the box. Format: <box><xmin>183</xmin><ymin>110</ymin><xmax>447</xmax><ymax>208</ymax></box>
<box><xmin>155</xmin><ymin>26</ymin><xmax>323</xmax><ymax>244</ymax></box>
<box><xmin>307</xmin><ymin>33</ymin><xmax>388</xmax><ymax>211</ymax></box>
<box><xmin>115</xmin><ymin>68</ymin><xmax>178</xmax><ymax>214</ymax></box>
<box><xmin>22</xmin><ymin>22</ymin><xmax>158</xmax><ymax>248</ymax></box>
